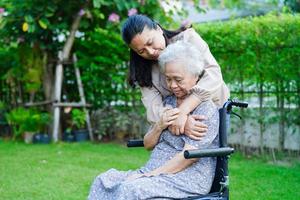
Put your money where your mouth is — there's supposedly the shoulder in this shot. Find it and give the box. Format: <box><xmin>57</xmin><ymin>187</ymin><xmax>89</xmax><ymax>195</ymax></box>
<box><xmin>169</xmin><ymin>28</ymin><xmax>200</xmax><ymax>42</ymax></box>
<box><xmin>170</xmin><ymin>28</ymin><xmax>208</xmax><ymax>52</ymax></box>
<box><xmin>192</xmin><ymin>100</ymin><xmax>218</xmax><ymax>119</ymax></box>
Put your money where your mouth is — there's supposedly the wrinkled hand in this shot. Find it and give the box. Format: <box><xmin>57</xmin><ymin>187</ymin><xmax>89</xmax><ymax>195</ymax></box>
<box><xmin>168</xmin><ymin>112</ymin><xmax>188</xmax><ymax>135</ymax></box>
<box><xmin>158</xmin><ymin>108</ymin><xmax>180</xmax><ymax>130</ymax></box>
<box><xmin>184</xmin><ymin>115</ymin><xmax>208</xmax><ymax>140</ymax></box>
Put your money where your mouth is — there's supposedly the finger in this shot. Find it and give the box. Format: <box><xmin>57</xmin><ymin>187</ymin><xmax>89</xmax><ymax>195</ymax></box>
<box><xmin>192</xmin><ymin>115</ymin><xmax>207</xmax><ymax>121</ymax></box>
<box><xmin>179</xmin><ymin>125</ymin><xmax>185</xmax><ymax>134</ymax></box>
<box><xmin>166</xmin><ymin>114</ymin><xmax>179</xmax><ymax>122</ymax></box>
<box><xmin>168</xmin><ymin>125</ymin><xmax>175</xmax><ymax>133</ymax></box>
<box><xmin>175</xmin><ymin>128</ymin><xmax>180</xmax><ymax>136</ymax></box>
<box><xmin>194</xmin><ymin>121</ymin><xmax>208</xmax><ymax>128</ymax></box>
<box><xmin>193</xmin><ymin>126</ymin><xmax>208</xmax><ymax>133</ymax></box>
<box><xmin>191</xmin><ymin>130</ymin><xmax>207</xmax><ymax>137</ymax></box>
<box><xmin>167</xmin><ymin>109</ymin><xmax>180</xmax><ymax>116</ymax></box>
<box><xmin>188</xmin><ymin>134</ymin><xmax>202</xmax><ymax>141</ymax></box>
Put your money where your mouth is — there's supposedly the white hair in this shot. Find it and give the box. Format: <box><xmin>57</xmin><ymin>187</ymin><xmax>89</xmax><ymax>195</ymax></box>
<box><xmin>158</xmin><ymin>41</ymin><xmax>204</xmax><ymax>76</ymax></box>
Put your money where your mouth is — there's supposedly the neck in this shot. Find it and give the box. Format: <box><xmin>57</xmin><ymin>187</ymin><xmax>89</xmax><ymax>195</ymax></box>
<box><xmin>176</xmin><ymin>95</ymin><xmax>187</xmax><ymax>106</ymax></box>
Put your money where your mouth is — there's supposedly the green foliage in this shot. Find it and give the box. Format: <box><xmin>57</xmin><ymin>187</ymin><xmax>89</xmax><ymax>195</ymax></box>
<box><xmin>194</xmin><ymin>13</ymin><xmax>300</xmax><ymax>94</ymax></box>
<box><xmin>5</xmin><ymin>108</ymin><xmax>50</xmax><ymax>139</ymax></box>
<box><xmin>71</xmin><ymin>109</ymin><xmax>86</xmax><ymax>130</ymax></box>
<box><xmin>76</xmin><ymin>27</ymin><xmax>142</xmax><ymax>109</ymax></box>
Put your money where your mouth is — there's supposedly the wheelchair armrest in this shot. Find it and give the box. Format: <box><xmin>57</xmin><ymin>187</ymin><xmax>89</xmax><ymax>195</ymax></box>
<box><xmin>127</xmin><ymin>139</ymin><xmax>144</xmax><ymax>147</ymax></box>
<box><xmin>184</xmin><ymin>147</ymin><xmax>234</xmax><ymax>159</ymax></box>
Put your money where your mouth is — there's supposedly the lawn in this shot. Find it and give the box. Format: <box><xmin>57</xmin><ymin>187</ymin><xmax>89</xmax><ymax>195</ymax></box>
<box><xmin>0</xmin><ymin>142</ymin><xmax>299</xmax><ymax>200</ymax></box>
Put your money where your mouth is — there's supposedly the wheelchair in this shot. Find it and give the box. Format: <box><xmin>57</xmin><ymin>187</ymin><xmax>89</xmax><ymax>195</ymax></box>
<box><xmin>127</xmin><ymin>99</ymin><xmax>248</xmax><ymax>200</ymax></box>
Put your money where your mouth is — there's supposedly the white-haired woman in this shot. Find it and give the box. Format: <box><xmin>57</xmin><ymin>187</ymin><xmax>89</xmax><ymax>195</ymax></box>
<box><xmin>88</xmin><ymin>41</ymin><xmax>219</xmax><ymax>200</ymax></box>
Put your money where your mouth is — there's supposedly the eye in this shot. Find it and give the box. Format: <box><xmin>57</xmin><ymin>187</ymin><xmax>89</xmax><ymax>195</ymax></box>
<box><xmin>176</xmin><ymin>79</ymin><xmax>182</xmax><ymax>83</ymax></box>
<box><xmin>138</xmin><ymin>49</ymin><xmax>145</xmax><ymax>54</ymax></box>
<box><xmin>147</xmin><ymin>39</ymin><xmax>153</xmax><ymax>45</ymax></box>
<box><xmin>166</xmin><ymin>78</ymin><xmax>171</xmax><ymax>82</ymax></box>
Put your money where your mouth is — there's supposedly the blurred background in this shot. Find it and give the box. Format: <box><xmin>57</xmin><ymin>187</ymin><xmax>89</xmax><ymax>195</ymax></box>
<box><xmin>0</xmin><ymin>0</ymin><xmax>299</xmax><ymax>156</ymax></box>
<box><xmin>0</xmin><ymin>1</ymin><xmax>300</xmax><ymax>200</ymax></box>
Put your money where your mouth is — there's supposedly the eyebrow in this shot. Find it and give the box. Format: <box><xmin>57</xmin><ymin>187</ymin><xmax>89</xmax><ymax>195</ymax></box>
<box><xmin>166</xmin><ymin>75</ymin><xmax>182</xmax><ymax>79</ymax></box>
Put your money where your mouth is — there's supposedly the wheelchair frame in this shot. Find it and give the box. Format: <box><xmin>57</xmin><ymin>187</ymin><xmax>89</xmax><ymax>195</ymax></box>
<box><xmin>127</xmin><ymin>99</ymin><xmax>248</xmax><ymax>200</ymax></box>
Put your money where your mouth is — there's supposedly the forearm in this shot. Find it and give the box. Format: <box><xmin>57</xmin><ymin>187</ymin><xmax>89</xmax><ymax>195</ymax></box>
<box><xmin>148</xmin><ymin>147</ymin><xmax>198</xmax><ymax>175</ymax></box>
<box><xmin>143</xmin><ymin>123</ymin><xmax>164</xmax><ymax>150</ymax></box>
<box><xmin>178</xmin><ymin>94</ymin><xmax>201</xmax><ymax>115</ymax></box>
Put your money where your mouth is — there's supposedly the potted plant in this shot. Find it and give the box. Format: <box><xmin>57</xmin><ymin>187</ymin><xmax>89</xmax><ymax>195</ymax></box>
<box><xmin>31</xmin><ymin>112</ymin><xmax>51</xmax><ymax>144</ymax></box>
<box><xmin>5</xmin><ymin>107</ymin><xmax>50</xmax><ymax>143</ymax></box>
<box><xmin>6</xmin><ymin>107</ymin><xmax>31</xmax><ymax>142</ymax></box>
<box><xmin>71</xmin><ymin>108</ymin><xmax>88</xmax><ymax>142</ymax></box>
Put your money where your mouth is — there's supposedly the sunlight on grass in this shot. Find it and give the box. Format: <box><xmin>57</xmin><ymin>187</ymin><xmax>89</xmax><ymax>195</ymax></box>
<box><xmin>0</xmin><ymin>142</ymin><xmax>299</xmax><ymax>200</ymax></box>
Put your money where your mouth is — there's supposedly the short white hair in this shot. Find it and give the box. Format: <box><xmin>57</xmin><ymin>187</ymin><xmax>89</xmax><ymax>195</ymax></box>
<box><xmin>158</xmin><ymin>41</ymin><xmax>204</xmax><ymax>76</ymax></box>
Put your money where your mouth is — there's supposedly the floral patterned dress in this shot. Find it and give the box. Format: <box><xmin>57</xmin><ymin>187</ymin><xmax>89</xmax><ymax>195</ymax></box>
<box><xmin>88</xmin><ymin>96</ymin><xmax>219</xmax><ymax>200</ymax></box>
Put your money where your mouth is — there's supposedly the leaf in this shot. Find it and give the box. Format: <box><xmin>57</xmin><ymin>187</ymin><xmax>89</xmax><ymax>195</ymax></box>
<box><xmin>22</xmin><ymin>22</ymin><xmax>29</xmax><ymax>32</ymax></box>
<box><xmin>38</xmin><ymin>18</ymin><xmax>49</xmax><ymax>29</ymax></box>
<box><xmin>24</xmin><ymin>15</ymin><xmax>34</xmax><ymax>23</ymax></box>
<box><xmin>93</xmin><ymin>0</ymin><xmax>102</xmax><ymax>8</ymax></box>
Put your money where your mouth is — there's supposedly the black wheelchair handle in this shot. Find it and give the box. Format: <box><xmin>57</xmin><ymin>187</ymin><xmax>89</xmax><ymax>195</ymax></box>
<box><xmin>127</xmin><ymin>139</ymin><xmax>144</xmax><ymax>147</ymax></box>
<box><xmin>184</xmin><ymin>147</ymin><xmax>234</xmax><ymax>159</ymax></box>
<box><xmin>224</xmin><ymin>99</ymin><xmax>248</xmax><ymax>112</ymax></box>
<box><xmin>231</xmin><ymin>100</ymin><xmax>248</xmax><ymax>108</ymax></box>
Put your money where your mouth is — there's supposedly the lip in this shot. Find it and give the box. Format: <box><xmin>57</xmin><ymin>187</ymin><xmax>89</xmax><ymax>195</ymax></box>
<box><xmin>150</xmin><ymin>55</ymin><xmax>159</xmax><ymax>60</ymax></box>
<box><xmin>172</xmin><ymin>90</ymin><xmax>182</xmax><ymax>95</ymax></box>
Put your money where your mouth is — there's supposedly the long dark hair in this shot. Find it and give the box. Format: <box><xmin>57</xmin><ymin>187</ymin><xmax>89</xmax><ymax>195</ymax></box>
<box><xmin>122</xmin><ymin>14</ymin><xmax>190</xmax><ymax>88</ymax></box>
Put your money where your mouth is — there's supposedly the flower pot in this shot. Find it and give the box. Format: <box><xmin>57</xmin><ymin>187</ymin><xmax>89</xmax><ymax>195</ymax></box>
<box><xmin>62</xmin><ymin>130</ymin><xmax>74</xmax><ymax>142</ymax></box>
<box><xmin>33</xmin><ymin>133</ymin><xmax>51</xmax><ymax>144</ymax></box>
<box><xmin>24</xmin><ymin>132</ymin><xmax>34</xmax><ymax>144</ymax></box>
<box><xmin>74</xmin><ymin>129</ymin><xmax>88</xmax><ymax>142</ymax></box>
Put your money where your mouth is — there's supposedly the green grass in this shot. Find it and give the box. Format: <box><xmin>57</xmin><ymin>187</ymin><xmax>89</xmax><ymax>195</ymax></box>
<box><xmin>0</xmin><ymin>142</ymin><xmax>299</xmax><ymax>200</ymax></box>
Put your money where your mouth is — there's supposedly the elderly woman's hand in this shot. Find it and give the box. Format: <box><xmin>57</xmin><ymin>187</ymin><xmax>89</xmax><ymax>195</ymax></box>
<box><xmin>168</xmin><ymin>112</ymin><xmax>187</xmax><ymax>135</ymax></box>
<box><xmin>158</xmin><ymin>108</ymin><xmax>180</xmax><ymax>130</ymax></box>
<box><xmin>184</xmin><ymin>115</ymin><xmax>208</xmax><ymax>140</ymax></box>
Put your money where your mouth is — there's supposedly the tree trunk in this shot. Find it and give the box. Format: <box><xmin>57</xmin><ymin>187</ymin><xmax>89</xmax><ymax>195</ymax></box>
<box><xmin>52</xmin><ymin>11</ymin><xmax>83</xmax><ymax>142</ymax></box>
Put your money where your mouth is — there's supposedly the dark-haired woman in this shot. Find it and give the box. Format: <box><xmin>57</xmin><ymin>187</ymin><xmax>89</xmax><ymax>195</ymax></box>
<box><xmin>122</xmin><ymin>14</ymin><xmax>229</xmax><ymax>144</ymax></box>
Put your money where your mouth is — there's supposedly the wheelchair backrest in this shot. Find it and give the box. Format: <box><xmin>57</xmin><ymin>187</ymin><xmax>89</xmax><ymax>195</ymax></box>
<box><xmin>209</xmin><ymin>108</ymin><xmax>229</xmax><ymax>193</ymax></box>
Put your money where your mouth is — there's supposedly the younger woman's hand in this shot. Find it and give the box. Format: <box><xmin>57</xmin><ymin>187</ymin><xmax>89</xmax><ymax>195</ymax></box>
<box><xmin>158</xmin><ymin>108</ymin><xmax>180</xmax><ymax>130</ymax></box>
<box><xmin>184</xmin><ymin>115</ymin><xmax>208</xmax><ymax>140</ymax></box>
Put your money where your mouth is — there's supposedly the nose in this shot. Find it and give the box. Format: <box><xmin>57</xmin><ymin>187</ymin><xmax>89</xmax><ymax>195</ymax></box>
<box><xmin>170</xmin><ymin>80</ymin><xmax>178</xmax><ymax>89</ymax></box>
<box><xmin>145</xmin><ymin>47</ymin><xmax>155</xmax><ymax>56</ymax></box>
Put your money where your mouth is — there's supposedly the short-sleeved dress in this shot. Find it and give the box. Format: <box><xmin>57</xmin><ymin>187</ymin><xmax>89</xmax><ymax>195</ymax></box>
<box><xmin>88</xmin><ymin>97</ymin><xmax>219</xmax><ymax>200</ymax></box>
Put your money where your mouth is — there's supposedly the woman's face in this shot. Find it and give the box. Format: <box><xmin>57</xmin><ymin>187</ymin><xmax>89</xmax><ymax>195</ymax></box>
<box><xmin>164</xmin><ymin>61</ymin><xmax>198</xmax><ymax>99</ymax></box>
<box><xmin>129</xmin><ymin>26</ymin><xmax>166</xmax><ymax>60</ymax></box>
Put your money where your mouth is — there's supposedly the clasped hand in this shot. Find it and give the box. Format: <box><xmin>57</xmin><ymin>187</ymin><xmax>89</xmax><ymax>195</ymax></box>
<box><xmin>161</xmin><ymin>109</ymin><xmax>207</xmax><ymax>140</ymax></box>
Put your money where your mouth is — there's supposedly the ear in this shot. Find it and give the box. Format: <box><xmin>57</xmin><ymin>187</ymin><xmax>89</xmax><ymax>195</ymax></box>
<box><xmin>157</xmin><ymin>26</ymin><xmax>163</xmax><ymax>34</ymax></box>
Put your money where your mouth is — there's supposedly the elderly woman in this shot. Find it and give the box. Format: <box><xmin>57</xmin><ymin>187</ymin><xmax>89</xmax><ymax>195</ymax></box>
<box><xmin>88</xmin><ymin>41</ymin><xmax>219</xmax><ymax>200</ymax></box>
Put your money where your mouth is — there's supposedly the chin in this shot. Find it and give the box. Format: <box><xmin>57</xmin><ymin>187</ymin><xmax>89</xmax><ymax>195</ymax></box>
<box><xmin>174</xmin><ymin>93</ymin><xmax>186</xmax><ymax>99</ymax></box>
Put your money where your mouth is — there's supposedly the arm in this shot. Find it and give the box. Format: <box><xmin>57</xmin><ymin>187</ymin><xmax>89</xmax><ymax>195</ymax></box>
<box><xmin>140</xmin><ymin>86</ymin><xmax>166</xmax><ymax>125</ymax></box>
<box><xmin>144</xmin><ymin>108</ymin><xmax>180</xmax><ymax>150</ymax></box>
<box><xmin>143</xmin><ymin>124</ymin><xmax>163</xmax><ymax>150</ymax></box>
<box><xmin>146</xmin><ymin>144</ymin><xmax>198</xmax><ymax>176</ymax></box>
<box><xmin>170</xmin><ymin>28</ymin><xmax>229</xmax><ymax>135</ymax></box>
<box><xmin>148</xmin><ymin>101</ymin><xmax>219</xmax><ymax>176</ymax></box>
